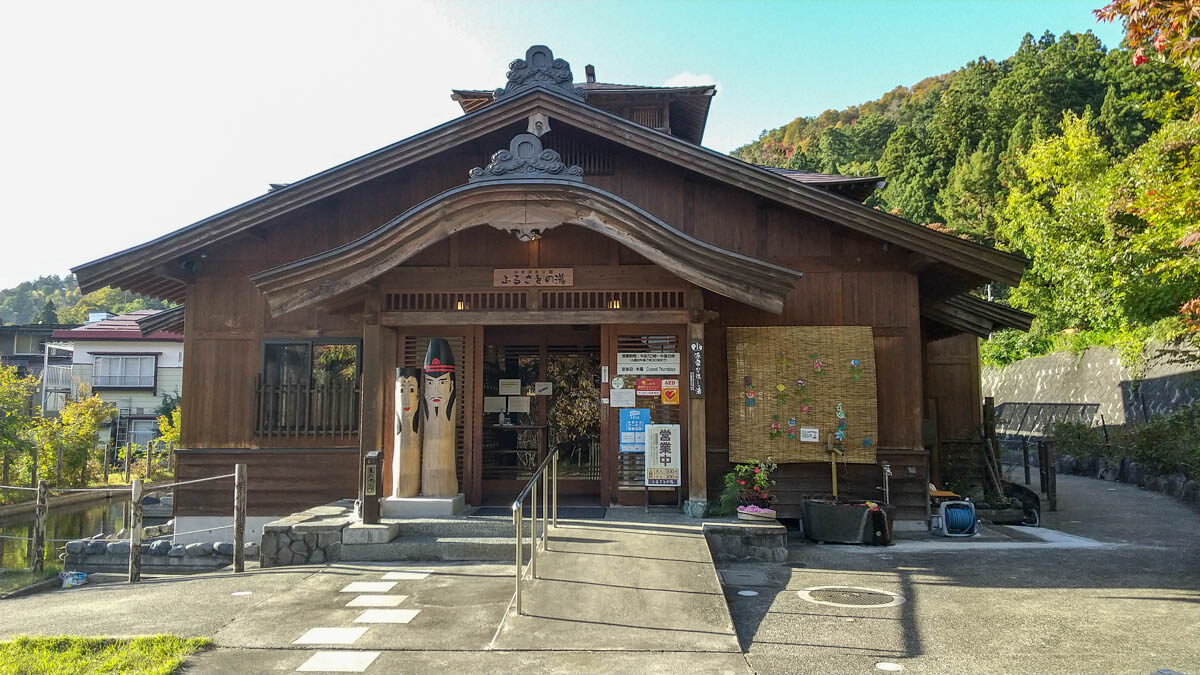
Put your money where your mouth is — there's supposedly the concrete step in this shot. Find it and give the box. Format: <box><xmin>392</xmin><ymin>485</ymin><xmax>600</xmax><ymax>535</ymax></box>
<box><xmin>385</xmin><ymin>516</ymin><xmax>531</xmax><ymax>539</ymax></box>
<box><xmin>341</xmin><ymin>536</ymin><xmax>532</xmax><ymax>562</ymax></box>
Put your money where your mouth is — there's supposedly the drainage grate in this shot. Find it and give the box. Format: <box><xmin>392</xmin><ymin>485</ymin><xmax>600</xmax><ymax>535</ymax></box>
<box><xmin>810</xmin><ymin>589</ymin><xmax>893</xmax><ymax>606</ymax></box>
<box><xmin>797</xmin><ymin>586</ymin><xmax>906</xmax><ymax>608</ymax></box>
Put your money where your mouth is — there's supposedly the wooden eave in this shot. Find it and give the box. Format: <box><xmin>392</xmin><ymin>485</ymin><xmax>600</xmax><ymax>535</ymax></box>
<box><xmin>73</xmin><ymin>86</ymin><xmax>1026</xmax><ymax>300</ymax></box>
<box><xmin>922</xmin><ymin>294</ymin><xmax>1034</xmax><ymax>338</ymax></box>
<box><xmin>135</xmin><ymin>305</ymin><xmax>186</xmax><ymax>335</ymax></box>
<box><xmin>250</xmin><ymin>179</ymin><xmax>803</xmax><ymax>316</ymax></box>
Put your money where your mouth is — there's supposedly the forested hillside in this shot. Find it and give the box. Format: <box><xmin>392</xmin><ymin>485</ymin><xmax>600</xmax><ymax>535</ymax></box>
<box><xmin>0</xmin><ymin>275</ymin><xmax>171</xmax><ymax>325</ymax></box>
<box><xmin>734</xmin><ymin>30</ymin><xmax>1200</xmax><ymax>368</ymax></box>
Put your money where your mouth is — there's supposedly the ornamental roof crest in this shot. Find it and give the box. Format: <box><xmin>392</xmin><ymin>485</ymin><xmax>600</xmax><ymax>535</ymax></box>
<box><xmin>493</xmin><ymin>45</ymin><xmax>582</xmax><ymax>101</ymax></box>
<box><xmin>469</xmin><ymin>133</ymin><xmax>583</xmax><ymax>183</ymax></box>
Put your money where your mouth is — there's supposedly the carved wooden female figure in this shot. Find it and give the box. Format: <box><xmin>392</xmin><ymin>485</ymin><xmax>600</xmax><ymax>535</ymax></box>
<box><xmin>392</xmin><ymin>367</ymin><xmax>422</xmax><ymax>498</ymax></box>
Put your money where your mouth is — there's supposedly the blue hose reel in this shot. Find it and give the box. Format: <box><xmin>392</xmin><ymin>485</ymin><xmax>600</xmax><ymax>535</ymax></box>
<box><xmin>938</xmin><ymin>500</ymin><xmax>978</xmax><ymax>537</ymax></box>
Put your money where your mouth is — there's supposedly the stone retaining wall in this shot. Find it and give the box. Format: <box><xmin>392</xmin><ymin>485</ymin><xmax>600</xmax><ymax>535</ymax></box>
<box><xmin>1058</xmin><ymin>455</ymin><xmax>1200</xmax><ymax>507</ymax></box>
<box><xmin>703</xmin><ymin>521</ymin><xmax>788</xmax><ymax>563</ymax></box>
<box><xmin>260</xmin><ymin>501</ymin><xmax>355</xmax><ymax>568</ymax></box>
<box><xmin>63</xmin><ymin>536</ymin><xmax>259</xmax><ymax>574</ymax></box>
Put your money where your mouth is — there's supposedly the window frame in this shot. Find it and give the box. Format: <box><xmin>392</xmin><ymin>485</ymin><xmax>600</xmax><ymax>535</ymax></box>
<box><xmin>90</xmin><ymin>352</ymin><xmax>159</xmax><ymax>391</ymax></box>
<box><xmin>13</xmin><ymin>332</ymin><xmax>43</xmax><ymax>356</ymax></box>
<box><xmin>260</xmin><ymin>338</ymin><xmax>363</xmax><ymax>385</ymax></box>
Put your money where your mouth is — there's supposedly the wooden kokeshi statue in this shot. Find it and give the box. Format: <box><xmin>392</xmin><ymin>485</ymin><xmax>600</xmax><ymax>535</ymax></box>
<box><xmin>392</xmin><ymin>367</ymin><xmax>422</xmax><ymax>498</ymax></box>
<box><xmin>420</xmin><ymin>338</ymin><xmax>459</xmax><ymax>497</ymax></box>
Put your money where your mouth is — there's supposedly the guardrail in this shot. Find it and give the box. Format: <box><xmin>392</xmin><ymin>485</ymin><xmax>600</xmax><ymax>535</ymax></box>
<box><xmin>511</xmin><ymin>447</ymin><xmax>559</xmax><ymax>616</ymax></box>
<box><xmin>1</xmin><ymin>465</ymin><xmax>248</xmax><ymax>582</ymax></box>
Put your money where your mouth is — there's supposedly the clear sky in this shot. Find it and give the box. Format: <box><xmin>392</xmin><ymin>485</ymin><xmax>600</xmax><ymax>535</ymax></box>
<box><xmin>0</xmin><ymin>1</ymin><xmax>1123</xmax><ymax>289</ymax></box>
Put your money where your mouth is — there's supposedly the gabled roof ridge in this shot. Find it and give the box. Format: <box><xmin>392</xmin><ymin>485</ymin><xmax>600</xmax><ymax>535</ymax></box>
<box><xmin>73</xmin><ymin>84</ymin><xmax>1025</xmax><ymax>297</ymax></box>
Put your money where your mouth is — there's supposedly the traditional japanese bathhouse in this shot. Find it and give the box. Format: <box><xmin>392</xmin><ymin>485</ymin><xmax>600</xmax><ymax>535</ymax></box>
<box><xmin>72</xmin><ymin>46</ymin><xmax>1030</xmax><ymax>537</ymax></box>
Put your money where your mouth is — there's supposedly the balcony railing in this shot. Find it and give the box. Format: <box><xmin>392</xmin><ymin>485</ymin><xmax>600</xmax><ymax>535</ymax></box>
<box><xmin>253</xmin><ymin>375</ymin><xmax>361</xmax><ymax>439</ymax></box>
<box><xmin>41</xmin><ymin>365</ymin><xmax>76</xmax><ymax>391</ymax></box>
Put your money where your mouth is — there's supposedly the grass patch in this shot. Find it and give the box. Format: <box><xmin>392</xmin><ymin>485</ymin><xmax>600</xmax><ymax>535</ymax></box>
<box><xmin>0</xmin><ymin>565</ymin><xmax>60</xmax><ymax>595</ymax></box>
<box><xmin>0</xmin><ymin>635</ymin><xmax>211</xmax><ymax>675</ymax></box>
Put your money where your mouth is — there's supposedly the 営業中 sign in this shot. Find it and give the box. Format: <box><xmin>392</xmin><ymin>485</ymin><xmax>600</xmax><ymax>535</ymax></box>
<box><xmin>645</xmin><ymin>424</ymin><xmax>681</xmax><ymax>486</ymax></box>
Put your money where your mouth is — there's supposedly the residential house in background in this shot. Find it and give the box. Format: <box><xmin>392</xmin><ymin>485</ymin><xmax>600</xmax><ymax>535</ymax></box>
<box><xmin>52</xmin><ymin>309</ymin><xmax>183</xmax><ymax>450</ymax></box>
<box><xmin>0</xmin><ymin>322</ymin><xmax>78</xmax><ymax>414</ymax></box>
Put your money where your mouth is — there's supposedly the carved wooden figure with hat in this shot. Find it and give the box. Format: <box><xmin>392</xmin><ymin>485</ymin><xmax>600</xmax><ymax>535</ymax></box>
<box><xmin>420</xmin><ymin>338</ymin><xmax>459</xmax><ymax>497</ymax></box>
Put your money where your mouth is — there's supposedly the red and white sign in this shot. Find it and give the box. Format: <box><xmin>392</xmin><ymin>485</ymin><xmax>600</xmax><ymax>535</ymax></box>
<box><xmin>636</xmin><ymin>378</ymin><xmax>661</xmax><ymax>397</ymax></box>
<box><xmin>660</xmin><ymin>379</ymin><xmax>680</xmax><ymax>405</ymax></box>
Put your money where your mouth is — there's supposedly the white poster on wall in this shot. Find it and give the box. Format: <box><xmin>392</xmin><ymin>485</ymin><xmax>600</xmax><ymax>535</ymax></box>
<box><xmin>644</xmin><ymin>424</ymin><xmax>681</xmax><ymax>486</ymax></box>
<box><xmin>610</xmin><ymin>388</ymin><xmax>636</xmax><ymax>408</ymax></box>
<box><xmin>616</xmin><ymin>352</ymin><xmax>680</xmax><ymax>375</ymax></box>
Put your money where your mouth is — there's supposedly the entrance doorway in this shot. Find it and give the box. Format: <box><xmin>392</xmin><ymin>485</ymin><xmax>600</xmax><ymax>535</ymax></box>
<box><xmin>481</xmin><ymin>326</ymin><xmax>602</xmax><ymax>504</ymax></box>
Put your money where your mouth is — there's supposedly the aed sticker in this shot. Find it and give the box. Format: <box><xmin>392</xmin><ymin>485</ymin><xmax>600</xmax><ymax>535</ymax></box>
<box><xmin>661</xmin><ymin>379</ymin><xmax>680</xmax><ymax>405</ymax></box>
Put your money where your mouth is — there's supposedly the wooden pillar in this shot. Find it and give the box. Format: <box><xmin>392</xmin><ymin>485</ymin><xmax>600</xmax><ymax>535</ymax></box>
<box><xmin>32</xmin><ymin>479</ymin><xmax>48</xmax><ymax>574</ymax></box>
<box><xmin>687</xmin><ymin>321</ymin><xmax>706</xmax><ymax>505</ymax></box>
<box><xmin>128</xmin><ymin>478</ymin><xmax>143</xmax><ymax>583</ymax></box>
<box><xmin>359</xmin><ymin>294</ymin><xmax>383</xmax><ymax>512</ymax></box>
<box><xmin>684</xmin><ymin>288</ymin><xmax>707</xmax><ymax>517</ymax></box>
<box><xmin>233</xmin><ymin>463</ymin><xmax>246</xmax><ymax>573</ymax></box>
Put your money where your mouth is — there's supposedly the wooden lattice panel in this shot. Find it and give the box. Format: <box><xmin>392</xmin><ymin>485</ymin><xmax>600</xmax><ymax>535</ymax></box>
<box><xmin>727</xmin><ymin>326</ymin><xmax>878</xmax><ymax>464</ymax></box>
<box><xmin>540</xmin><ymin>290</ymin><xmax>684</xmax><ymax>310</ymax></box>
<box><xmin>386</xmin><ymin>292</ymin><xmax>527</xmax><ymax>311</ymax></box>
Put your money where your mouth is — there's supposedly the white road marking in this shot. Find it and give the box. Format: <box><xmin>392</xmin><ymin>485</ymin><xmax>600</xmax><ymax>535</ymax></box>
<box><xmin>292</xmin><ymin>627</ymin><xmax>368</xmax><ymax>645</ymax></box>
<box><xmin>339</xmin><ymin>581</ymin><xmax>398</xmax><ymax>593</ymax></box>
<box><xmin>382</xmin><ymin>570</ymin><xmax>430</xmax><ymax>580</ymax></box>
<box><xmin>296</xmin><ymin>650</ymin><xmax>381</xmax><ymax>672</ymax></box>
<box><xmin>353</xmin><ymin>608</ymin><xmax>421</xmax><ymax>624</ymax></box>
<box><xmin>347</xmin><ymin>594</ymin><xmax>408</xmax><ymax>607</ymax></box>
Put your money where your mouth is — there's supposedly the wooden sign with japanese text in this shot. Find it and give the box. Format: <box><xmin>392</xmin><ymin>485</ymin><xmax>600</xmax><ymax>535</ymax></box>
<box><xmin>493</xmin><ymin>268</ymin><xmax>573</xmax><ymax>287</ymax></box>
<box><xmin>688</xmin><ymin>338</ymin><xmax>704</xmax><ymax>398</ymax></box>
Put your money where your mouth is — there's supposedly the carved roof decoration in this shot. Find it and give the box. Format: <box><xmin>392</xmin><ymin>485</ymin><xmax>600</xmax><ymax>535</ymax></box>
<box><xmin>494</xmin><ymin>45</ymin><xmax>582</xmax><ymax>101</ymax></box>
<box><xmin>468</xmin><ymin>133</ymin><xmax>583</xmax><ymax>183</ymax></box>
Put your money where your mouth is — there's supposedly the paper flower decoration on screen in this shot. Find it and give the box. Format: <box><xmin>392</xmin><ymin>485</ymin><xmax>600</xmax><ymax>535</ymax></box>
<box><xmin>849</xmin><ymin>358</ymin><xmax>863</xmax><ymax>382</ymax></box>
<box><xmin>775</xmin><ymin>383</ymin><xmax>788</xmax><ymax>404</ymax></box>
<box><xmin>862</xmin><ymin>436</ymin><xmax>873</xmax><ymax>448</ymax></box>
<box><xmin>834</xmin><ymin>402</ymin><xmax>847</xmax><ymax>441</ymax></box>
<box><xmin>778</xmin><ymin>351</ymin><xmax>791</xmax><ymax>369</ymax></box>
<box><xmin>769</xmin><ymin>415</ymin><xmax>782</xmax><ymax>439</ymax></box>
<box><xmin>811</xmin><ymin>354</ymin><xmax>824</xmax><ymax>374</ymax></box>
<box><xmin>787</xmin><ymin>417</ymin><xmax>797</xmax><ymax>440</ymax></box>
<box><xmin>744</xmin><ymin>376</ymin><xmax>755</xmax><ymax>407</ymax></box>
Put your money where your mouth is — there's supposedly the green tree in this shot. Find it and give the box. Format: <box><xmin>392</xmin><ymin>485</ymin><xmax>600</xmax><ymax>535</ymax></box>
<box><xmin>32</xmin><ymin>395</ymin><xmax>117</xmax><ymax>486</ymax></box>
<box><xmin>0</xmin><ymin>365</ymin><xmax>39</xmax><ymax>486</ymax></box>
<box><xmin>33</xmin><ymin>300</ymin><xmax>58</xmax><ymax>325</ymax></box>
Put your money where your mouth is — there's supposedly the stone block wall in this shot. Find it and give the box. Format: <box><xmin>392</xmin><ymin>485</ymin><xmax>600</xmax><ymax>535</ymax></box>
<box><xmin>703</xmin><ymin>521</ymin><xmax>788</xmax><ymax>563</ymax></box>
<box><xmin>259</xmin><ymin>501</ymin><xmax>356</xmax><ymax>568</ymax></box>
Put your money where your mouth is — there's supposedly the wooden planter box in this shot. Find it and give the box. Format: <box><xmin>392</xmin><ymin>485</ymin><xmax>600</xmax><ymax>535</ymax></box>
<box><xmin>802</xmin><ymin>500</ymin><xmax>895</xmax><ymax>545</ymax></box>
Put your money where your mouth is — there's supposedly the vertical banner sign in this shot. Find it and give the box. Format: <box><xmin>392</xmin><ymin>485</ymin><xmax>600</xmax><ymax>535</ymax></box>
<box><xmin>688</xmin><ymin>339</ymin><xmax>704</xmax><ymax>397</ymax></box>
<box><xmin>644</xmin><ymin>424</ymin><xmax>681</xmax><ymax>486</ymax></box>
<box><xmin>619</xmin><ymin>408</ymin><xmax>651</xmax><ymax>453</ymax></box>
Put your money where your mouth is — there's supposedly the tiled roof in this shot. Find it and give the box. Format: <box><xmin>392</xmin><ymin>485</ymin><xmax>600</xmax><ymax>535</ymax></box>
<box><xmin>51</xmin><ymin>309</ymin><xmax>183</xmax><ymax>341</ymax></box>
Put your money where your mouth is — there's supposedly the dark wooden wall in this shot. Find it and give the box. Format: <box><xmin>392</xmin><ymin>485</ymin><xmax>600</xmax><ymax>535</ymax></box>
<box><xmin>176</xmin><ymin>120</ymin><xmax>942</xmax><ymax>518</ymax></box>
<box><xmin>174</xmin><ymin>448</ymin><xmax>358</xmax><ymax>517</ymax></box>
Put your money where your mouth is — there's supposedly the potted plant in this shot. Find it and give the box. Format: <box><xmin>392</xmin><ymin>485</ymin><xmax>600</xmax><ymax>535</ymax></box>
<box><xmin>718</xmin><ymin>458</ymin><xmax>778</xmax><ymax>521</ymax></box>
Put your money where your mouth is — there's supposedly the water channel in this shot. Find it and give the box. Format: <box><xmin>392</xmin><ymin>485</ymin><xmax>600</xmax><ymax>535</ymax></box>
<box><xmin>1</xmin><ymin>496</ymin><xmax>134</xmax><ymax>570</ymax></box>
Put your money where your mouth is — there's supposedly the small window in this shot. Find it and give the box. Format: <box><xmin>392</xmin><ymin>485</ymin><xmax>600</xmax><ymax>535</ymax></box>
<box><xmin>258</xmin><ymin>340</ymin><xmax>360</xmax><ymax>436</ymax></box>
<box><xmin>93</xmin><ymin>355</ymin><xmax>157</xmax><ymax>389</ymax></box>
<box><xmin>13</xmin><ymin>333</ymin><xmax>42</xmax><ymax>355</ymax></box>
<box><xmin>130</xmin><ymin>419</ymin><xmax>159</xmax><ymax>447</ymax></box>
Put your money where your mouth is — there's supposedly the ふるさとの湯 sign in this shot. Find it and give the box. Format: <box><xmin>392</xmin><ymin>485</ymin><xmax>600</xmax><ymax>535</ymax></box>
<box><xmin>616</xmin><ymin>352</ymin><xmax>680</xmax><ymax>375</ymax></box>
<box><xmin>644</xmin><ymin>424</ymin><xmax>681</xmax><ymax>486</ymax></box>
<box><xmin>493</xmin><ymin>268</ymin><xmax>573</xmax><ymax>287</ymax></box>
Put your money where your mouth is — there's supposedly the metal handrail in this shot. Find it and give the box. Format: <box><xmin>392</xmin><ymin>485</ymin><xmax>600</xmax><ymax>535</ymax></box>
<box><xmin>511</xmin><ymin>446</ymin><xmax>559</xmax><ymax>616</ymax></box>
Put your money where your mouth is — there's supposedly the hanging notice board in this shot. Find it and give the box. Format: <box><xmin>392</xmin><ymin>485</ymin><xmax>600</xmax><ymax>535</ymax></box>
<box><xmin>727</xmin><ymin>326</ymin><xmax>878</xmax><ymax>464</ymax></box>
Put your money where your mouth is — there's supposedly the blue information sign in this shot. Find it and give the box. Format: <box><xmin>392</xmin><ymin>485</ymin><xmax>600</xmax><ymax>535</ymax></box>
<box><xmin>619</xmin><ymin>408</ymin><xmax>651</xmax><ymax>454</ymax></box>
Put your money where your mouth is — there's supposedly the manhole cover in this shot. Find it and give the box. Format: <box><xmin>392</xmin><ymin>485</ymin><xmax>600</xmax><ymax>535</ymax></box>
<box><xmin>797</xmin><ymin>586</ymin><xmax>906</xmax><ymax>608</ymax></box>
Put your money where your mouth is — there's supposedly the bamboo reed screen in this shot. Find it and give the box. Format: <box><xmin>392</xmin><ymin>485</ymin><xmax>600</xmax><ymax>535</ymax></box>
<box><xmin>727</xmin><ymin>326</ymin><xmax>878</xmax><ymax>464</ymax></box>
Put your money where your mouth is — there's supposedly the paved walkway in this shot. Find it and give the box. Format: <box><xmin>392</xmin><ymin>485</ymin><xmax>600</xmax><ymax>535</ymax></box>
<box><xmin>723</xmin><ymin>473</ymin><xmax>1200</xmax><ymax>674</ymax></box>
<box><xmin>1</xmin><ymin>511</ymin><xmax>746</xmax><ymax>673</ymax></box>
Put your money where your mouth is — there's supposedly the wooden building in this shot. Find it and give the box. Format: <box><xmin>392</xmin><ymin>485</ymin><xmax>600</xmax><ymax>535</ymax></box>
<box><xmin>72</xmin><ymin>46</ymin><xmax>1030</xmax><ymax>534</ymax></box>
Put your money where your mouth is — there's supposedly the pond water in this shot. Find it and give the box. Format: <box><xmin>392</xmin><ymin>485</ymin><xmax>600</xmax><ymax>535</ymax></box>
<box><xmin>1</xmin><ymin>496</ymin><xmax>135</xmax><ymax>570</ymax></box>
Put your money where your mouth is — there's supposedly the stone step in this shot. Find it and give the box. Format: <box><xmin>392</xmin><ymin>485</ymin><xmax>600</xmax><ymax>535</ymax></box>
<box><xmin>341</xmin><ymin>536</ymin><xmax>535</xmax><ymax>562</ymax></box>
<box><xmin>385</xmin><ymin>516</ymin><xmax>536</xmax><ymax>539</ymax></box>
